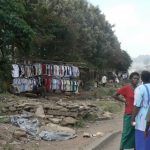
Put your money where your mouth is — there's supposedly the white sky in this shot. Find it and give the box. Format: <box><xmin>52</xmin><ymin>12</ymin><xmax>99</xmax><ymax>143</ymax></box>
<box><xmin>88</xmin><ymin>0</ymin><xmax>150</xmax><ymax>58</ymax></box>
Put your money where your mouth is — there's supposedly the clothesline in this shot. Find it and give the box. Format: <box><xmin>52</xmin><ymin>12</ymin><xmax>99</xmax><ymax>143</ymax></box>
<box><xmin>12</xmin><ymin>64</ymin><xmax>79</xmax><ymax>78</ymax></box>
<box><xmin>12</xmin><ymin>63</ymin><xmax>80</xmax><ymax>94</ymax></box>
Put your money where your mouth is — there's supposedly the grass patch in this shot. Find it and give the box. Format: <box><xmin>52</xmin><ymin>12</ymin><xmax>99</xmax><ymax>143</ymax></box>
<box><xmin>0</xmin><ymin>116</ymin><xmax>10</xmax><ymax>123</ymax></box>
<box><xmin>83</xmin><ymin>113</ymin><xmax>98</xmax><ymax>121</ymax></box>
<box><xmin>93</xmin><ymin>87</ymin><xmax>116</xmax><ymax>98</ymax></box>
<box><xmin>74</xmin><ymin>119</ymin><xmax>85</xmax><ymax>128</ymax></box>
<box><xmin>74</xmin><ymin>113</ymin><xmax>98</xmax><ymax>128</ymax></box>
<box><xmin>97</xmin><ymin>101</ymin><xmax>123</xmax><ymax>113</ymax></box>
<box><xmin>0</xmin><ymin>92</ymin><xmax>11</xmax><ymax>97</ymax></box>
<box><xmin>3</xmin><ymin>144</ymin><xmax>14</xmax><ymax>150</ymax></box>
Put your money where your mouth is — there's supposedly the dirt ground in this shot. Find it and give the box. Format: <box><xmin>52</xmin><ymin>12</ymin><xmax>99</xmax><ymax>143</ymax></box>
<box><xmin>0</xmin><ymin>89</ymin><xmax>123</xmax><ymax>150</ymax></box>
<box><xmin>0</xmin><ymin>114</ymin><xmax>122</xmax><ymax>150</ymax></box>
<box><xmin>37</xmin><ymin>114</ymin><xmax>123</xmax><ymax>150</ymax></box>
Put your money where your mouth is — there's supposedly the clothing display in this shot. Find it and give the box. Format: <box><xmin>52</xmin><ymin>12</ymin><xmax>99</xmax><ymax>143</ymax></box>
<box><xmin>12</xmin><ymin>64</ymin><xmax>19</xmax><ymax>78</ymax></box>
<box><xmin>12</xmin><ymin>63</ymin><xmax>80</xmax><ymax>93</ymax></box>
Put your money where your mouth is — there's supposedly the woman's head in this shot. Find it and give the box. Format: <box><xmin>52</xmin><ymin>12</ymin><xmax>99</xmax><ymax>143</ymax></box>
<box><xmin>129</xmin><ymin>72</ymin><xmax>140</xmax><ymax>86</ymax></box>
<box><xmin>141</xmin><ymin>71</ymin><xmax>150</xmax><ymax>83</ymax></box>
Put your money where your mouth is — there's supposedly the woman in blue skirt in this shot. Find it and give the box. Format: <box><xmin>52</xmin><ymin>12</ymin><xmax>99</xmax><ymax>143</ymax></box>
<box><xmin>132</xmin><ymin>71</ymin><xmax>150</xmax><ymax>150</ymax></box>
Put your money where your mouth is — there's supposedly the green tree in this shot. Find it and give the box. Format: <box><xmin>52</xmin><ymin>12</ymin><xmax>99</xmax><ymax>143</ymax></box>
<box><xmin>116</xmin><ymin>50</ymin><xmax>132</xmax><ymax>71</ymax></box>
<box><xmin>0</xmin><ymin>0</ymin><xmax>34</xmax><ymax>59</ymax></box>
<box><xmin>0</xmin><ymin>0</ymin><xmax>34</xmax><ymax>91</ymax></box>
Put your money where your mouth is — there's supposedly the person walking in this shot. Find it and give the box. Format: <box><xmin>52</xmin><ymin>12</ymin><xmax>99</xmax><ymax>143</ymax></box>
<box><xmin>113</xmin><ymin>72</ymin><xmax>140</xmax><ymax>150</ymax></box>
<box><xmin>132</xmin><ymin>71</ymin><xmax>150</xmax><ymax>150</ymax></box>
<box><xmin>101</xmin><ymin>75</ymin><xmax>107</xmax><ymax>87</ymax></box>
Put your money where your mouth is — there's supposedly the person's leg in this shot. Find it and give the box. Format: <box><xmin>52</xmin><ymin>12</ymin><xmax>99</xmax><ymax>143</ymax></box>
<box><xmin>135</xmin><ymin>129</ymin><xmax>145</xmax><ymax>150</ymax></box>
<box><xmin>120</xmin><ymin>115</ymin><xmax>135</xmax><ymax>149</ymax></box>
<box><xmin>145</xmin><ymin>130</ymin><xmax>150</xmax><ymax>150</ymax></box>
<box><xmin>120</xmin><ymin>115</ymin><xmax>126</xmax><ymax>150</ymax></box>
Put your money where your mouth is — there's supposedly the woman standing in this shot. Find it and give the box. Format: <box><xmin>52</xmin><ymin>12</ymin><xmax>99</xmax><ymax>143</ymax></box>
<box><xmin>113</xmin><ymin>72</ymin><xmax>140</xmax><ymax>150</ymax></box>
<box><xmin>132</xmin><ymin>71</ymin><xmax>150</xmax><ymax>150</ymax></box>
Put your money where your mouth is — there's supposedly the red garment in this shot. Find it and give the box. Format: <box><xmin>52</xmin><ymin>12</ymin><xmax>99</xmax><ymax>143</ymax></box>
<box><xmin>117</xmin><ymin>84</ymin><xmax>134</xmax><ymax>114</ymax></box>
<box><xmin>47</xmin><ymin>77</ymin><xmax>52</xmax><ymax>91</ymax></box>
<box><xmin>42</xmin><ymin>64</ymin><xmax>46</xmax><ymax>75</ymax></box>
<box><xmin>43</xmin><ymin>76</ymin><xmax>52</xmax><ymax>92</ymax></box>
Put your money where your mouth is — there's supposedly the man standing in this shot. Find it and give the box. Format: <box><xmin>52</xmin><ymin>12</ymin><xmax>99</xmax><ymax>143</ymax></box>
<box><xmin>113</xmin><ymin>72</ymin><xmax>140</xmax><ymax>150</ymax></box>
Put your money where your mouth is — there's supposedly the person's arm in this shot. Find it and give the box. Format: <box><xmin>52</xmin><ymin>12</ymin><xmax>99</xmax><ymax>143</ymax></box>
<box><xmin>131</xmin><ymin>106</ymin><xmax>140</xmax><ymax>126</ymax></box>
<box><xmin>112</xmin><ymin>93</ymin><xmax>127</xmax><ymax>105</ymax></box>
<box><xmin>132</xmin><ymin>86</ymin><xmax>142</xmax><ymax>126</ymax></box>
<box><xmin>145</xmin><ymin>122</ymin><xmax>150</xmax><ymax>138</ymax></box>
<box><xmin>144</xmin><ymin>107</ymin><xmax>150</xmax><ymax>137</ymax></box>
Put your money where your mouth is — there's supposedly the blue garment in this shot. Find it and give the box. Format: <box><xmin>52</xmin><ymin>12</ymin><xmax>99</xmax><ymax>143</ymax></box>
<box><xmin>134</xmin><ymin>83</ymin><xmax>150</xmax><ymax>150</ymax></box>
<box><xmin>135</xmin><ymin>129</ymin><xmax>150</xmax><ymax>150</ymax></box>
<box><xmin>134</xmin><ymin>84</ymin><xmax>150</xmax><ymax>131</ymax></box>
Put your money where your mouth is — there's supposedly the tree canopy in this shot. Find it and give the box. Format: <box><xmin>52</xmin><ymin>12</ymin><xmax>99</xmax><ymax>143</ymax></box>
<box><xmin>0</xmin><ymin>0</ymin><xmax>132</xmax><ymax>72</ymax></box>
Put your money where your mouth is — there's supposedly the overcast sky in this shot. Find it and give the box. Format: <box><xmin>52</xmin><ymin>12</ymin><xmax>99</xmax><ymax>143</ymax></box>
<box><xmin>88</xmin><ymin>0</ymin><xmax>150</xmax><ymax>58</ymax></box>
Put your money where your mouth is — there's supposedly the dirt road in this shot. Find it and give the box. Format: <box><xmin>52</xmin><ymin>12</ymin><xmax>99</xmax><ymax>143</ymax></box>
<box><xmin>99</xmin><ymin>133</ymin><xmax>134</xmax><ymax>150</ymax></box>
<box><xmin>36</xmin><ymin>114</ymin><xmax>123</xmax><ymax>150</ymax></box>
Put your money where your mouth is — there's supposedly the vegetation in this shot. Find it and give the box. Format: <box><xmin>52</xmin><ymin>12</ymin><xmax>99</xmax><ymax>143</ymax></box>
<box><xmin>0</xmin><ymin>0</ymin><xmax>34</xmax><ymax>59</ymax></box>
<box><xmin>74</xmin><ymin>112</ymin><xmax>98</xmax><ymax>128</ymax></box>
<box><xmin>0</xmin><ymin>59</ymin><xmax>12</xmax><ymax>92</ymax></box>
<box><xmin>97</xmin><ymin>101</ymin><xmax>123</xmax><ymax>113</ymax></box>
<box><xmin>0</xmin><ymin>116</ymin><xmax>10</xmax><ymax>123</ymax></box>
<box><xmin>93</xmin><ymin>87</ymin><xmax>116</xmax><ymax>98</ymax></box>
<box><xmin>3</xmin><ymin>144</ymin><xmax>14</xmax><ymax>150</ymax></box>
<box><xmin>0</xmin><ymin>0</ymin><xmax>132</xmax><ymax>90</ymax></box>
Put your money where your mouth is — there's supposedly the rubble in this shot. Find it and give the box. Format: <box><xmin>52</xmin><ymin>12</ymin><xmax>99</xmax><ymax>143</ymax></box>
<box><xmin>95</xmin><ymin>132</ymin><xmax>104</xmax><ymax>137</ymax></box>
<box><xmin>0</xmin><ymin>124</ymin><xmax>13</xmax><ymax>143</ymax></box>
<box><xmin>102</xmin><ymin>111</ymin><xmax>113</xmax><ymax>119</ymax></box>
<box><xmin>35</xmin><ymin>105</ymin><xmax>45</xmax><ymax>118</ymax></box>
<box><xmin>48</xmin><ymin>118</ymin><xmax>62</xmax><ymax>124</ymax></box>
<box><xmin>0</xmin><ymin>140</ymin><xmax>7</xmax><ymax>145</ymax></box>
<box><xmin>61</xmin><ymin>117</ymin><xmax>77</xmax><ymax>126</ymax></box>
<box><xmin>2</xmin><ymin>99</ymin><xmax>100</xmax><ymax>124</ymax></box>
<box><xmin>83</xmin><ymin>132</ymin><xmax>91</xmax><ymax>138</ymax></box>
<box><xmin>13</xmin><ymin>129</ymin><xmax>27</xmax><ymax>139</ymax></box>
<box><xmin>83</xmin><ymin>132</ymin><xmax>104</xmax><ymax>138</ymax></box>
<box><xmin>0</xmin><ymin>94</ymin><xmax>115</xmax><ymax>149</ymax></box>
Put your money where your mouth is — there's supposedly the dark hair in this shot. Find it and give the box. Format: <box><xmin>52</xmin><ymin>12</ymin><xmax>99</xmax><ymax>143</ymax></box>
<box><xmin>129</xmin><ymin>72</ymin><xmax>140</xmax><ymax>79</ymax></box>
<box><xmin>141</xmin><ymin>71</ymin><xmax>150</xmax><ymax>83</ymax></box>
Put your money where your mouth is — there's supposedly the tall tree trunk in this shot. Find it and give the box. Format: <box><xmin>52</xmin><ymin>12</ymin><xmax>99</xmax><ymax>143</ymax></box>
<box><xmin>11</xmin><ymin>43</ymin><xmax>15</xmax><ymax>60</ymax></box>
<box><xmin>0</xmin><ymin>48</ymin><xmax>5</xmax><ymax>58</ymax></box>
